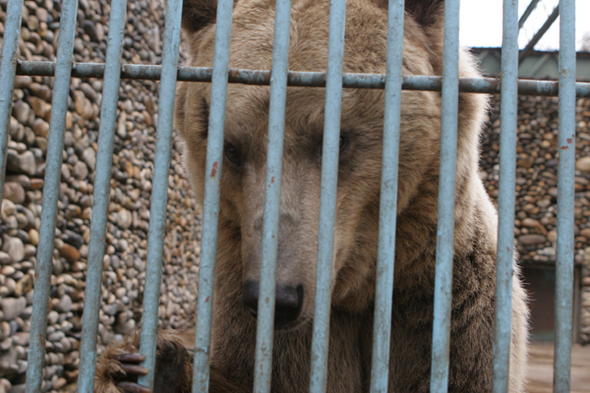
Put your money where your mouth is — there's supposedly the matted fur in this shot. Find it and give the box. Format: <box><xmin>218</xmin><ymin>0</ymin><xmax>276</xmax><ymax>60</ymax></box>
<box><xmin>94</xmin><ymin>0</ymin><xmax>529</xmax><ymax>392</ymax></box>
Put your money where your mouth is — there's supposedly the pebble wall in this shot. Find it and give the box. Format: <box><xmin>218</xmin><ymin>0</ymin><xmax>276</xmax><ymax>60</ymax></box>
<box><xmin>481</xmin><ymin>95</ymin><xmax>590</xmax><ymax>345</ymax></box>
<box><xmin>0</xmin><ymin>0</ymin><xmax>200</xmax><ymax>392</ymax></box>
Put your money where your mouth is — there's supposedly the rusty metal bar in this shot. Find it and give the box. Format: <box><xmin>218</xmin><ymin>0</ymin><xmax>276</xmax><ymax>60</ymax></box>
<box><xmin>15</xmin><ymin>61</ymin><xmax>590</xmax><ymax>97</ymax></box>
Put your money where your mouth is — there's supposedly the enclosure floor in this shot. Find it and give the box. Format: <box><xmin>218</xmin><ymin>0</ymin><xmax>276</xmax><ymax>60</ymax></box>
<box><xmin>525</xmin><ymin>341</ymin><xmax>590</xmax><ymax>393</ymax></box>
<box><xmin>180</xmin><ymin>330</ymin><xmax>590</xmax><ymax>392</ymax></box>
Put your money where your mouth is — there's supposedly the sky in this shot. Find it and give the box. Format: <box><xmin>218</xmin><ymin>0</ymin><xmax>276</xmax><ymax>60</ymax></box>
<box><xmin>460</xmin><ymin>0</ymin><xmax>590</xmax><ymax>51</ymax></box>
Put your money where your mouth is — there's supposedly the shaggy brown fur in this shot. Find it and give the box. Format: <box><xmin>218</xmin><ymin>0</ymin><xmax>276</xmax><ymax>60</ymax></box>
<box><xmin>94</xmin><ymin>0</ymin><xmax>529</xmax><ymax>391</ymax></box>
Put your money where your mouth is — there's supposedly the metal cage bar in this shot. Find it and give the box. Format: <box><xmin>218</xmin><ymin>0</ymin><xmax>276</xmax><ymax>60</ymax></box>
<box><xmin>554</xmin><ymin>0</ymin><xmax>576</xmax><ymax>391</ymax></box>
<box><xmin>76</xmin><ymin>0</ymin><xmax>129</xmax><ymax>391</ymax></box>
<box><xmin>252</xmin><ymin>0</ymin><xmax>292</xmax><ymax>391</ymax></box>
<box><xmin>518</xmin><ymin>5</ymin><xmax>559</xmax><ymax>64</ymax></box>
<box><xmin>191</xmin><ymin>0</ymin><xmax>235</xmax><ymax>390</ymax></box>
<box><xmin>491</xmin><ymin>0</ymin><xmax>519</xmax><ymax>391</ymax></box>
<box><xmin>25</xmin><ymin>0</ymin><xmax>80</xmax><ymax>392</ymax></box>
<box><xmin>0</xmin><ymin>0</ymin><xmax>25</xmax><ymax>202</ymax></box>
<box><xmin>368</xmin><ymin>0</ymin><xmax>404</xmax><ymax>391</ymax></box>
<box><xmin>308</xmin><ymin>0</ymin><xmax>347</xmax><ymax>391</ymax></box>
<box><xmin>136</xmin><ymin>0</ymin><xmax>184</xmax><ymax>388</ymax></box>
<box><xmin>518</xmin><ymin>0</ymin><xmax>542</xmax><ymax>30</ymax></box>
<box><xmin>430</xmin><ymin>0</ymin><xmax>461</xmax><ymax>391</ymax></box>
<box><xmin>13</xmin><ymin>60</ymin><xmax>590</xmax><ymax>97</ymax></box>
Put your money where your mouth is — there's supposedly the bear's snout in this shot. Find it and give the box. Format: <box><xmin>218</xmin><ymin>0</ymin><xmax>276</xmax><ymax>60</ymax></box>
<box><xmin>242</xmin><ymin>280</ymin><xmax>304</xmax><ymax>329</ymax></box>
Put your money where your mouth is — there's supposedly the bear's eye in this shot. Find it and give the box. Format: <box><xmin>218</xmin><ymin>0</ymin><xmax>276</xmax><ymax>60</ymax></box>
<box><xmin>339</xmin><ymin>135</ymin><xmax>348</xmax><ymax>154</ymax></box>
<box><xmin>225</xmin><ymin>144</ymin><xmax>242</xmax><ymax>166</ymax></box>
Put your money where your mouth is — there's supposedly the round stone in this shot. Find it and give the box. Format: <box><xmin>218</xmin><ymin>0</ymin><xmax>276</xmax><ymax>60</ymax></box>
<box><xmin>2</xmin><ymin>237</ymin><xmax>24</xmax><ymax>263</ymax></box>
<box><xmin>0</xmin><ymin>297</ymin><xmax>27</xmax><ymax>320</ymax></box>
<box><xmin>55</xmin><ymin>295</ymin><xmax>72</xmax><ymax>313</ymax></box>
<box><xmin>518</xmin><ymin>234</ymin><xmax>547</xmax><ymax>245</ymax></box>
<box><xmin>59</xmin><ymin>244</ymin><xmax>80</xmax><ymax>263</ymax></box>
<box><xmin>2</xmin><ymin>182</ymin><xmax>25</xmax><ymax>204</ymax></box>
<box><xmin>14</xmin><ymin>275</ymin><xmax>34</xmax><ymax>297</ymax></box>
<box><xmin>116</xmin><ymin>208</ymin><xmax>133</xmax><ymax>230</ymax></box>
<box><xmin>576</xmin><ymin>157</ymin><xmax>590</xmax><ymax>172</ymax></box>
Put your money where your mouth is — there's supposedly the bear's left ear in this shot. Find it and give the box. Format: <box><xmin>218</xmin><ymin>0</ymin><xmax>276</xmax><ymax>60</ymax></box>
<box><xmin>374</xmin><ymin>0</ymin><xmax>445</xmax><ymax>27</ymax></box>
<box><xmin>405</xmin><ymin>0</ymin><xmax>444</xmax><ymax>26</ymax></box>
<box><xmin>180</xmin><ymin>0</ymin><xmax>220</xmax><ymax>35</ymax></box>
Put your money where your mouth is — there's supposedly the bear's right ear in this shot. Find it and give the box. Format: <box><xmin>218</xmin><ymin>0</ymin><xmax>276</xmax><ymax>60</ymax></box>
<box><xmin>181</xmin><ymin>0</ymin><xmax>219</xmax><ymax>35</ymax></box>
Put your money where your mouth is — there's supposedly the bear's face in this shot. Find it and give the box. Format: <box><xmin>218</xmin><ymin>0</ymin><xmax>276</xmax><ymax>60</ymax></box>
<box><xmin>176</xmin><ymin>0</ymin><xmax>467</xmax><ymax>329</ymax></box>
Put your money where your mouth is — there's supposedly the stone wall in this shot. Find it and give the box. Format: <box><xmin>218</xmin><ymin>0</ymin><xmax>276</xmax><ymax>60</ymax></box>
<box><xmin>0</xmin><ymin>0</ymin><xmax>200</xmax><ymax>392</ymax></box>
<box><xmin>480</xmin><ymin>95</ymin><xmax>590</xmax><ymax>344</ymax></box>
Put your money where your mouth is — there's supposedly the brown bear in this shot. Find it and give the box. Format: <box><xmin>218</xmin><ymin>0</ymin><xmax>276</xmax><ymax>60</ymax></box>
<box><xmin>94</xmin><ymin>0</ymin><xmax>529</xmax><ymax>392</ymax></box>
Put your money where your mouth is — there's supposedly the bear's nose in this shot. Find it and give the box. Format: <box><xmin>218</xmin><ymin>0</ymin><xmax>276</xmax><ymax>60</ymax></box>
<box><xmin>242</xmin><ymin>281</ymin><xmax>304</xmax><ymax>328</ymax></box>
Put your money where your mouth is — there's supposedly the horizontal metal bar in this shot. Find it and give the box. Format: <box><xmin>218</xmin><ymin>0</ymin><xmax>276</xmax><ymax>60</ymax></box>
<box><xmin>16</xmin><ymin>60</ymin><xmax>590</xmax><ymax>97</ymax></box>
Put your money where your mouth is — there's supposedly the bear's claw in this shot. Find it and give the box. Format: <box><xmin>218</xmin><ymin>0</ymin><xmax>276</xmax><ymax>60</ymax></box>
<box><xmin>114</xmin><ymin>352</ymin><xmax>149</xmax><ymax>377</ymax></box>
<box><xmin>115</xmin><ymin>352</ymin><xmax>146</xmax><ymax>363</ymax></box>
<box><xmin>116</xmin><ymin>381</ymin><xmax>152</xmax><ymax>393</ymax></box>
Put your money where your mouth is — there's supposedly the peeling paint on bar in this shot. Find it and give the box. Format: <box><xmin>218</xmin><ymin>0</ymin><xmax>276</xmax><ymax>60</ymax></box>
<box><xmin>430</xmin><ymin>0</ymin><xmax>460</xmax><ymax>391</ymax></box>
<box><xmin>554</xmin><ymin>0</ymin><xmax>576</xmax><ymax>391</ymax></box>
<box><xmin>76</xmin><ymin>0</ymin><xmax>129</xmax><ymax>391</ymax></box>
<box><xmin>368</xmin><ymin>0</ymin><xmax>404</xmax><ymax>392</ymax></box>
<box><xmin>136</xmin><ymin>0</ymin><xmax>184</xmax><ymax>388</ymax></box>
<box><xmin>309</xmin><ymin>0</ymin><xmax>347</xmax><ymax>391</ymax></box>
<box><xmin>491</xmin><ymin>0</ymin><xmax>519</xmax><ymax>391</ymax></box>
<box><xmin>253</xmin><ymin>0</ymin><xmax>292</xmax><ymax>391</ymax></box>
<box><xmin>25</xmin><ymin>0</ymin><xmax>80</xmax><ymax>392</ymax></box>
<box><xmin>191</xmin><ymin>0</ymin><xmax>235</xmax><ymax>390</ymax></box>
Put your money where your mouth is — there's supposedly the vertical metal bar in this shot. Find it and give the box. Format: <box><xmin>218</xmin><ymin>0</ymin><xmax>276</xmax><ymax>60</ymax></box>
<box><xmin>491</xmin><ymin>0</ymin><xmax>519</xmax><ymax>391</ymax></box>
<box><xmin>368</xmin><ymin>0</ymin><xmax>404</xmax><ymax>391</ymax></box>
<box><xmin>136</xmin><ymin>0</ymin><xmax>184</xmax><ymax>388</ymax></box>
<box><xmin>191</xmin><ymin>0</ymin><xmax>234</xmax><ymax>390</ymax></box>
<box><xmin>253</xmin><ymin>0</ymin><xmax>292</xmax><ymax>391</ymax></box>
<box><xmin>553</xmin><ymin>0</ymin><xmax>576</xmax><ymax>391</ymax></box>
<box><xmin>76</xmin><ymin>0</ymin><xmax>129</xmax><ymax>391</ymax></box>
<box><xmin>25</xmin><ymin>0</ymin><xmax>79</xmax><ymax>392</ymax></box>
<box><xmin>429</xmin><ymin>0</ymin><xmax>460</xmax><ymax>391</ymax></box>
<box><xmin>308</xmin><ymin>0</ymin><xmax>347</xmax><ymax>391</ymax></box>
<box><xmin>0</xmin><ymin>0</ymin><xmax>25</xmax><ymax>201</ymax></box>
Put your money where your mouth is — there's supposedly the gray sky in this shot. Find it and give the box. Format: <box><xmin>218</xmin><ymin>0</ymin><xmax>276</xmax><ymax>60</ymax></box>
<box><xmin>460</xmin><ymin>0</ymin><xmax>590</xmax><ymax>51</ymax></box>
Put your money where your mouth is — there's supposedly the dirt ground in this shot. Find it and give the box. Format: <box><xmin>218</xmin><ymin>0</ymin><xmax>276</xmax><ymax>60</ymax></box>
<box><xmin>526</xmin><ymin>342</ymin><xmax>590</xmax><ymax>393</ymax></box>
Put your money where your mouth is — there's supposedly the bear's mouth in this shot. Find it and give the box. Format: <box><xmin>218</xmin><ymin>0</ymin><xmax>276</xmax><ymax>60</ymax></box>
<box><xmin>245</xmin><ymin>307</ymin><xmax>310</xmax><ymax>331</ymax></box>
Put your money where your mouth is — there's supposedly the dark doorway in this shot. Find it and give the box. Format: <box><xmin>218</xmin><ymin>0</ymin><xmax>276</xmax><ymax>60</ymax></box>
<box><xmin>521</xmin><ymin>265</ymin><xmax>580</xmax><ymax>342</ymax></box>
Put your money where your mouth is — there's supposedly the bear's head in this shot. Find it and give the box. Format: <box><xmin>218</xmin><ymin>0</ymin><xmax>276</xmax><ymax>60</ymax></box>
<box><xmin>175</xmin><ymin>0</ymin><xmax>486</xmax><ymax>329</ymax></box>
